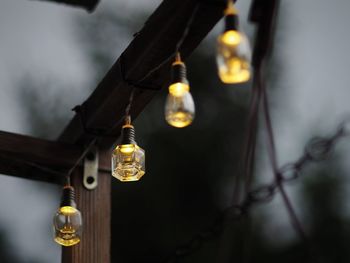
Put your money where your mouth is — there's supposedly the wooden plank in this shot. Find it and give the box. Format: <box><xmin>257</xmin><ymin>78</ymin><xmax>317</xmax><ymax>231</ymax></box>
<box><xmin>0</xmin><ymin>130</ymin><xmax>81</xmax><ymax>183</ymax></box>
<box><xmin>59</xmin><ymin>0</ymin><xmax>225</xmax><ymax>149</ymax></box>
<box><xmin>0</xmin><ymin>130</ymin><xmax>110</xmax><ymax>183</ymax></box>
<box><xmin>61</xmin><ymin>161</ymin><xmax>111</xmax><ymax>263</ymax></box>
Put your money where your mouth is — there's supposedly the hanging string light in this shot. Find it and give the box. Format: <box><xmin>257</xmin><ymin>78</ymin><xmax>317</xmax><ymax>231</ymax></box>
<box><xmin>164</xmin><ymin>5</ymin><xmax>199</xmax><ymax>128</ymax></box>
<box><xmin>53</xmin><ymin>176</ymin><xmax>82</xmax><ymax>246</ymax></box>
<box><xmin>165</xmin><ymin>52</ymin><xmax>195</xmax><ymax>128</ymax></box>
<box><xmin>217</xmin><ymin>0</ymin><xmax>251</xmax><ymax>84</ymax></box>
<box><xmin>111</xmin><ymin>115</ymin><xmax>146</xmax><ymax>181</ymax></box>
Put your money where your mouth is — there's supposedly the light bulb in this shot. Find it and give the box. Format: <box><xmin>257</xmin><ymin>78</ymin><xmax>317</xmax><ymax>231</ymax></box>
<box><xmin>53</xmin><ymin>186</ymin><xmax>82</xmax><ymax>246</ymax></box>
<box><xmin>112</xmin><ymin>117</ymin><xmax>145</xmax><ymax>182</ymax></box>
<box><xmin>217</xmin><ymin>1</ymin><xmax>251</xmax><ymax>84</ymax></box>
<box><xmin>165</xmin><ymin>54</ymin><xmax>195</xmax><ymax>128</ymax></box>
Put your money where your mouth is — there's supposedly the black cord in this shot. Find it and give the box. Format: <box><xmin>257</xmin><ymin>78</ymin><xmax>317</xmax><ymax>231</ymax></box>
<box><xmin>64</xmin><ymin>80</ymin><xmax>137</xmax><ymax>183</ymax></box>
<box><xmin>73</xmin><ymin>2</ymin><xmax>201</xmax><ymax>141</ymax></box>
<box><xmin>125</xmin><ymin>88</ymin><xmax>135</xmax><ymax>120</ymax></box>
<box><xmin>120</xmin><ymin>2</ymin><xmax>200</xmax><ymax>88</ymax></box>
<box><xmin>175</xmin><ymin>4</ymin><xmax>200</xmax><ymax>55</ymax></box>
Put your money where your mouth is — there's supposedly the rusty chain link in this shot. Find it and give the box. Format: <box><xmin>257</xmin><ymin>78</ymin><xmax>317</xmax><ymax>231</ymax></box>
<box><xmin>163</xmin><ymin>119</ymin><xmax>349</xmax><ymax>263</ymax></box>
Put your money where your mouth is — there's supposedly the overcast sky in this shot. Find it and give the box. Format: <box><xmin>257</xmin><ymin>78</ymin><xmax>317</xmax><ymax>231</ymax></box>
<box><xmin>1</xmin><ymin>0</ymin><xmax>350</xmax><ymax>262</ymax></box>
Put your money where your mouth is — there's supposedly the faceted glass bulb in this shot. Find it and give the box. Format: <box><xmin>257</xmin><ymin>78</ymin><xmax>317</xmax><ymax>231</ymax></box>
<box><xmin>165</xmin><ymin>82</ymin><xmax>195</xmax><ymax>128</ymax></box>
<box><xmin>112</xmin><ymin>144</ymin><xmax>145</xmax><ymax>182</ymax></box>
<box><xmin>53</xmin><ymin>206</ymin><xmax>82</xmax><ymax>246</ymax></box>
<box><xmin>217</xmin><ymin>30</ymin><xmax>251</xmax><ymax>84</ymax></box>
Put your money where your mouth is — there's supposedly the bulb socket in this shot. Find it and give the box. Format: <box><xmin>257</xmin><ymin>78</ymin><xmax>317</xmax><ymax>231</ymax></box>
<box><xmin>121</xmin><ymin>125</ymin><xmax>136</xmax><ymax>145</ymax></box>
<box><xmin>225</xmin><ymin>14</ymin><xmax>239</xmax><ymax>32</ymax></box>
<box><xmin>60</xmin><ymin>186</ymin><xmax>77</xmax><ymax>208</ymax></box>
<box><xmin>171</xmin><ymin>62</ymin><xmax>189</xmax><ymax>85</ymax></box>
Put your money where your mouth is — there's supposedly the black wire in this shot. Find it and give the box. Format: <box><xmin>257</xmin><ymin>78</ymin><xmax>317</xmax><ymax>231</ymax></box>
<box><xmin>259</xmin><ymin>60</ymin><xmax>310</xmax><ymax>240</ymax></box>
<box><xmin>175</xmin><ymin>4</ymin><xmax>200</xmax><ymax>54</ymax></box>
<box><xmin>66</xmin><ymin>138</ymin><xmax>98</xmax><ymax>177</ymax></box>
<box><xmin>126</xmin><ymin>3</ymin><xmax>200</xmax><ymax>86</ymax></box>
<box><xmin>241</xmin><ymin>65</ymin><xmax>262</xmax><ymax>198</ymax></box>
<box><xmin>71</xmin><ymin>2</ymin><xmax>202</xmax><ymax>143</ymax></box>
<box><xmin>125</xmin><ymin>88</ymin><xmax>135</xmax><ymax>120</ymax></box>
<box><xmin>61</xmin><ymin>3</ymin><xmax>201</xmax><ymax>180</ymax></box>
<box><xmin>65</xmin><ymin>175</ymin><xmax>71</xmax><ymax>186</ymax></box>
<box><xmin>259</xmin><ymin>62</ymin><xmax>322</xmax><ymax>263</ymax></box>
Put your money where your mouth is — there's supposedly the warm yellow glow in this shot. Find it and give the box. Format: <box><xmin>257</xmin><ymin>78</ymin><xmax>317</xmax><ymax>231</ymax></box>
<box><xmin>59</xmin><ymin>206</ymin><xmax>77</xmax><ymax>215</ymax></box>
<box><xmin>166</xmin><ymin>112</ymin><xmax>193</xmax><ymax>128</ymax></box>
<box><xmin>218</xmin><ymin>58</ymin><xmax>250</xmax><ymax>84</ymax></box>
<box><xmin>54</xmin><ymin>202</ymin><xmax>82</xmax><ymax>247</ymax></box>
<box><xmin>116</xmin><ymin>168</ymin><xmax>145</xmax><ymax>182</ymax></box>
<box><xmin>55</xmin><ymin>234</ymin><xmax>80</xmax><ymax>247</ymax></box>
<box><xmin>112</xmin><ymin>144</ymin><xmax>145</xmax><ymax>182</ymax></box>
<box><xmin>224</xmin><ymin>1</ymin><xmax>238</xmax><ymax>15</ymax></box>
<box><xmin>169</xmin><ymin>82</ymin><xmax>190</xmax><ymax>97</ymax></box>
<box><xmin>54</xmin><ymin>223</ymin><xmax>81</xmax><ymax>246</ymax></box>
<box><xmin>119</xmin><ymin>144</ymin><xmax>135</xmax><ymax>154</ymax></box>
<box><xmin>220</xmin><ymin>30</ymin><xmax>242</xmax><ymax>46</ymax></box>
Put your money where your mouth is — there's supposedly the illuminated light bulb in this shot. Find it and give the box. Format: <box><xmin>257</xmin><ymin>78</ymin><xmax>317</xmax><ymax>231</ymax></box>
<box><xmin>165</xmin><ymin>53</ymin><xmax>195</xmax><ymax>128</ymax></box>
<box><xmin>217</xmin><ymin>1</ymin><xmax>251</xmax><ymax>84</ymax></box>
<box><xmin>112</xmin><ymin>117</ymin><xmax>145</xmax><ymax>182</ymax></box>
<box><xmin>53</xmin><ymin>186</ymin><xmax>82</xmax><ymax>247</ymax></box>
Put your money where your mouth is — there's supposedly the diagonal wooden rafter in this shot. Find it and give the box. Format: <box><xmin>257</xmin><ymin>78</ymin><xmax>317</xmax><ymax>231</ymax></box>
<box><xmin>59</xmin><ymin>0</ymin><xmax>225</xmax><ymax>149</ymax></box>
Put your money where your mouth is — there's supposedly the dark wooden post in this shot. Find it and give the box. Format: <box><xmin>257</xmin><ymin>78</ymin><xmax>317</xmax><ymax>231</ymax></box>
<box><xmin>62</xmin><ymin>150</ymin><xmax>111</xmax><ymax>263</ymax></box>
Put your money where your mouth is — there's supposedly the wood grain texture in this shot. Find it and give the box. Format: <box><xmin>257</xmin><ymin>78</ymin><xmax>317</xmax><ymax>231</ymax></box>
<box><xmin>62</xmin><ymin>162</ymin><xmax>111</xmax><ymax>263</ymax></box>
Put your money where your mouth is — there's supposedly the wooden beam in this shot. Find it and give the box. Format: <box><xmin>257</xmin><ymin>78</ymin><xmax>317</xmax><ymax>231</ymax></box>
<box><xmin>0</xmin><ymin>130</ymin><xmax>110</xmax><ymax>183</ymax></box>
<box><xmin>0</xmin><ymin>130</ymin><xmax>81</xmax><ymax>183</ymax></box>
<box><xmin>59</xmin><ymin>0</ymin><xmax>225</xmax><ymax>149</ymax></box>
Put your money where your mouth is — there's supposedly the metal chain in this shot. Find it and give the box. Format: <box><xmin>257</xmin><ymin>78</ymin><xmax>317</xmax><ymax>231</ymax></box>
<box><xmin>162</xmin><ymin>119</ymin><xmax>349</xmax><ymax>262</ymax></box>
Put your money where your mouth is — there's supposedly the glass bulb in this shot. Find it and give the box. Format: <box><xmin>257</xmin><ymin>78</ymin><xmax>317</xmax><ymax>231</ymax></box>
<box><xmin>165</xmin><ymin>82</ymin><xmax>195</xmax><ymax>128</ymax></box>
<box><xmin>112</xmin><ymin>143</ymin><xmax>145</xmax><ymax>181</ymax></box>
<box><xmin>217</xmin><ymin>29</ymin><xmax>251</xmax><ymax>84</ymax></box>
<box><xmin>53</xmin><ymin>206</ymin><xmax>82</xmax><ymax>246</ymax></box>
